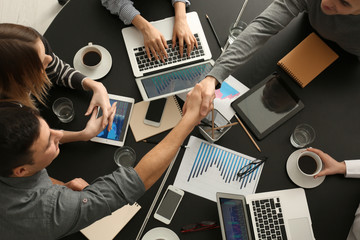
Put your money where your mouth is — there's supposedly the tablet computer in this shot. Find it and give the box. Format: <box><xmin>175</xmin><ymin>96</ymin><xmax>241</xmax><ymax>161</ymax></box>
<box><xmin>91</xmin><ymin>94</ymin><xmax>134</xmax><ymax>146</ymax></box>
<box><xmin>231</xmin><ymin>72</ymin><xmax>304</xmax><ymax>140</ymax></box>
<box><xmin>135</xmin><ymin>60</ymin><xmax>214</xmax><ymax>101</ymax></box>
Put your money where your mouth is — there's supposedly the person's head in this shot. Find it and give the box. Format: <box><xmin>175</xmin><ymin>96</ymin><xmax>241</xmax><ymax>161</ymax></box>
<box><xmin>0</xmin><ymin>103</ymin><xmax>63</xmax><ymax>177</ymax></box>
<box><xmin>320</xmin><ymin>0</ymin><xmax>360</xmax><ymax>15</ymax></box>
<box><xmin>0</xmin><ymin>23</ymin><xmax>53</xmax><ymax>109</ymax></box>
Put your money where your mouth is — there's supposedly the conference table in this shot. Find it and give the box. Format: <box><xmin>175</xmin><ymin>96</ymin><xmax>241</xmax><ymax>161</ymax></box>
<box><xmin>42</xmin><ymin>0</ymin><xmax>360</xmax><ymax>239</ymax></box>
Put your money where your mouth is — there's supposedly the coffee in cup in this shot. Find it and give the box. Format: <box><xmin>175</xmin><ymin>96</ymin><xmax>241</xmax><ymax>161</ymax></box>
<box><xmin>81</xmin><ymin>42</ymin><xmax>102</xmax><ymax>68</ymax></box>
<box><xmin>296</xmin><ymin>151</ymin><xmax>322</xmax><ymax>177</ymax></box>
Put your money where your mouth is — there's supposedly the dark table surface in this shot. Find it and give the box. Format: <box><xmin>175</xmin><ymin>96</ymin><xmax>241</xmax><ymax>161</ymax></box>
<box><xmin>43</xmin><ymin>0</ymin><xmax>360</xmax><ymax>239</ymax></box>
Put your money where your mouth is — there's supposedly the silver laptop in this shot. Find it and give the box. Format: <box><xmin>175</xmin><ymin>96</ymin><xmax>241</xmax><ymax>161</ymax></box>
<box><xmin>216</xmin><ymin>188</ymin><xmax>315</xmax><ymax>240</ymax></box>
<box><xmin>122</xmin><ymin>12</ymin><xmax>213</xmax><ymax>101</ymax></box>
<box><xmin>122</xmin><ymin>11</ymin><xmax>212</xmax><ymax>78</ymax></box>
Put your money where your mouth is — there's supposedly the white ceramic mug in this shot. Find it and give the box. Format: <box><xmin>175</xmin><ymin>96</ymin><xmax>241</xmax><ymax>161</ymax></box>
<box><xmin>81</xmin><ymin>42</ymin><xmax>102</xmax><ymax>69</ymax></box>
<box><xmin>296</xmin><ymin>151</ymin><xmax>322</xmax><ymax>177</ymax></box>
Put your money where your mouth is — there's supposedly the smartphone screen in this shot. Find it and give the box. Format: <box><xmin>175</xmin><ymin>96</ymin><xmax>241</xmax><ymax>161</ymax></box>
<box><xmin>144</xmin><ymin>98</ymin><xmax>167</xmax><ymax>127</ymax></box>
<box><xmin>154</xmin><ymin>185</ymin><xmax>184</xmax><ymax>224</ymax></box>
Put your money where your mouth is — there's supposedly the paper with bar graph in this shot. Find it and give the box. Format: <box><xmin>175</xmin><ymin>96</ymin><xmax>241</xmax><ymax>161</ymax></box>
<box><xmin>174</xmin><ymin>136</ymin><xmax>263</xmax><ymax>202</ymax></box>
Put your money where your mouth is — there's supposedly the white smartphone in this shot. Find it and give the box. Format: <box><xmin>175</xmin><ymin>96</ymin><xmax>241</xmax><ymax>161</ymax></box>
<box><xmin>143</xmin><ymin>98</ymin><xmax>167</xmax><ymax>127</ymax></box>
<box><xmin>154</xmin><ymin>185</ymin><xmax>184</xmax><ymax>224</ymax></box>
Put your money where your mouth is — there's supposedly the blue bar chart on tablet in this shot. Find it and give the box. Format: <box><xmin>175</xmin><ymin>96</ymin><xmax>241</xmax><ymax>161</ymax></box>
<box><xmin>174</xmin><ymin>136</ymin><xmax>263</xmax><ymax>202</ymax></box>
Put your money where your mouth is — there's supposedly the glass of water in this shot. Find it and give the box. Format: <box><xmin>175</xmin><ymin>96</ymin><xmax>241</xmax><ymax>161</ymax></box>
<box><xmin>228</xmin><ymin>21</ymin><xmax>248</xmax><ymax>45</ymax></box>
<box><xmin>52</xmin><ymin>97</ymin><xmax>75</xmax><ymax>123</ymax></box>
<box><xmin>114</xmin><ymin>146</ymin><xmax>136</xmax><ymax>168</ymax></box>
<box><xmin>290</xmin><ymin>124</ymin><xmax>316</xmax><ymax>148</ymax></box>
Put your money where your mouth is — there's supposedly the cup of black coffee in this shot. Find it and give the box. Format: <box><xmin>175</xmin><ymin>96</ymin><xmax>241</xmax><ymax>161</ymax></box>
<box><xmin>296</xmin><ymin>151</ymin><xmax>322</xmax><ymax>177</ymax></box>
<box><xmin>81</xmin><ymin>42</ymin><xmax>102</xmax><ymax>69</ymax></box>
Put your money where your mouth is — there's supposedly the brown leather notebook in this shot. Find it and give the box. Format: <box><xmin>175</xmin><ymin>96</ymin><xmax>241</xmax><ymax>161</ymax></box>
<box><xmin>277</xmin><ymin>32</ymin><xmax>338</xmax><ymax>88</ymax></box>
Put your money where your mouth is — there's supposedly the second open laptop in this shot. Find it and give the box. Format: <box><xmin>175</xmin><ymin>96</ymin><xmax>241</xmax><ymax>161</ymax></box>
<box><xmin>216</xmin><ymin>188</ymin><xmax>315</xmax><ymax>240</ymax></box>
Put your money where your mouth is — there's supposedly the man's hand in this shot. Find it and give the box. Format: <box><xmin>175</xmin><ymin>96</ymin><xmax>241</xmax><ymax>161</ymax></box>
<box><xmin>307</xmin><ymin>148</ymin><xmax>346</xmax><ymax>178</ymax></box>
<box><xmin>182</xmin><ymin>83</ymin><xmax>210</xmax><ymax>124</ymax></box>
<box><xmin>65</xmin><ymin>178</ymin><xmax>89</xmax><ymax>191</ymax></box>
<box><xmin>81</xmin><ymin>102</ymin><xmax>117</xmax><ymax>141</ymax></box>
<box><xmin>183</xmin><ymin>76</ymin><xmax>217</xmax><ymax>118</ymax></box>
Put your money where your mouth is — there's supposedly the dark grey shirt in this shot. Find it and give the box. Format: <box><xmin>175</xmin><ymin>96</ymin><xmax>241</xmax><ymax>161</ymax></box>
<box><xmin>0</xmin><ymin>167</ymin><xmax>145</xmax><ymax>239</ymax></box>
<box><xmin>209</xmin><ymin>0</ymin><xmax>360</xmax><ymax>83</ymax></box>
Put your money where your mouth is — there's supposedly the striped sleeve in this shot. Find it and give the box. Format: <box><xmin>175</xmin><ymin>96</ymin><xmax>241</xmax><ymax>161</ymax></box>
<box><xmin>42</xmin><ymin>37</ymin><xmax>86</xmax><ymax>90</ymax></box>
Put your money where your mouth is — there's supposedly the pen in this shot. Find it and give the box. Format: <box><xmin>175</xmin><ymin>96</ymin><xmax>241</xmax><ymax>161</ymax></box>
<box><xmin>234</xmin><ymin>114</ymin><xmax>261</xmax><ymax>152</ymax></box>
<box><xmin>205</xmin><ymin>14</ymin><xmax>224</xmax><ymax>52</ymax></box>
<box><xmin>142</xmin><ymin>139</ymin><xmax>188</xmax><ymax>149</ymax></box>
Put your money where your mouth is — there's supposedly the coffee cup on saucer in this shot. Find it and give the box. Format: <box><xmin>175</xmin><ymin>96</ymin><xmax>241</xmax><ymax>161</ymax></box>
<box><xmin>296</xmin><ymin>151</ymin><xmax>322</xmax><ymax>177</ymax></box>
<box><xmin>80</xmin><ymin>43</ymin><xmax>102</xmax><ymax>69</ymax></box>
<box><xmin>286</xmin><ymin>149</ymin><xmax>325</xmax><ymax>189</ymax></box>
<box><xmin>73</xmin><ymin>42</ymin><xmax>112</xmax><ymax>80</ymax></box>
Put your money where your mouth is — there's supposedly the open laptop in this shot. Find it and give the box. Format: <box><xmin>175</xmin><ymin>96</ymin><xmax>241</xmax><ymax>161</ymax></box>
<box><xmin>216</xmin><ymin>188</ymin><xmax>315</xmax><ymax>240</ymax></box>
<box><xmin>122</xmin><ymin>12</ymin><xmax>213</xmax><ymax>101</ymax></box>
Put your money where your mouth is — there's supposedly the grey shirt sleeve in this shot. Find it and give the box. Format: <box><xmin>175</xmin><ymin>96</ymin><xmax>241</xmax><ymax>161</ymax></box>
<box><xmin>52</xmin><ymin>166</ymin><xmax>145</xmax><ymax>238</ymax></box>
<box><xmin>101</xmin><ymin>0</ymin><xmax>190</xmax><ymax>25</ymax></box>
<box><xmin>208</xmin><ymin>0</ymin><xmax>307</xmax><ymax>83</ymax></box>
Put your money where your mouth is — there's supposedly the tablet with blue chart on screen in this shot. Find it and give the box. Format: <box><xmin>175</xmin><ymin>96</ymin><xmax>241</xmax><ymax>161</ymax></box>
<box><xmin>91</xmin><ymin>94</ymin><xmax>134</xmax><ymax>147</ymax></box>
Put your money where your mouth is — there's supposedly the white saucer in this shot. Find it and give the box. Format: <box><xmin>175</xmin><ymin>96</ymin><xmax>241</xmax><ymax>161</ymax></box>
<box><xmin>73</xmin><ymin>44</ymin><xmax>112</xmax><ymax>80</ymax></box>
<box><xmin>286</xmin><ymin>149</ymin><xmax>325</xmax><ymax>188</ymax></box>
<box><xmin>142</xmin><ymin>227</ymin><xmax>179</xmax><ymax>240</ymax></box>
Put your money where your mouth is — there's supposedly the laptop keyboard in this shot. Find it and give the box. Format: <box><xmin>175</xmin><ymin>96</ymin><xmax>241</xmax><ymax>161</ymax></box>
<box><xmin>252</xmin><ymin>198</ymin><xmax>288</xmax><ymax>240</ymax></box>
<box><xmin>133</xmin><ymin>33</ymin><xmax>205</xmax><ymax>72</ymax></box>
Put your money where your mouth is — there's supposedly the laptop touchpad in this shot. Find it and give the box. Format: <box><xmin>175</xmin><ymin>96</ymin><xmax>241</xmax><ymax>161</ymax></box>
<box><xmin>288</xmin><ymin>217</ymin><xmax>313</xmax><ymax>240</ymax></box>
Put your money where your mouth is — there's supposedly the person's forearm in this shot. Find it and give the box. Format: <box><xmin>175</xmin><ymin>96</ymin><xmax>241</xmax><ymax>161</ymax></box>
<box><xmin>60</xmin><ymin>130</ymin><xmax>92</xmax><ymax>143</ymax></box>
<box><xmin>174</xmin><ymin>1</ymin><xmax>186</xmax><ymax>20</ymax></box>
<box><xmin>82</xmin><ymin>78</ymin><xmax>103</xmax><ymax>92</ymax></box>
<box><xmin>132</xmin><ymin>15</ymin><xmax>151</xmax><ymax>34</ymax></box>
<box><xmin>135</xmin><ymin>115</ymin><xmax>195</xmax><ymax>190</ymax></box>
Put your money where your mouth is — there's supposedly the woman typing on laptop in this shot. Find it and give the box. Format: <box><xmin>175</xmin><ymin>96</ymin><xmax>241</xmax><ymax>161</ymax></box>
<box><xmin>101</xmin><ymin>0</ymin><xmax>198</xmax><ymax>62</ymax></box>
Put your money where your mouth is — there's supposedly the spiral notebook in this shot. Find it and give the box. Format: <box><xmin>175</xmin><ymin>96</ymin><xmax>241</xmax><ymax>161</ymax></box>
<box><xmin>129</xmin><ymin>96</ymin><xmax>182</xmax><ymax>142</ymax></box>
<box><xmin>277</xmin><ymin>32</ymin><xmax>338</xmax><ymax>88</ymax></box>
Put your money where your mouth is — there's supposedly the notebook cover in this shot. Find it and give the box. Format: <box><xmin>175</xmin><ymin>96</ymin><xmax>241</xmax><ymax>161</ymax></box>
<box><xmin>277</xmin><ymin>32</ymin><xmax>338</xmax><ymax>88</ymax></box>
<box><xmin>129</xmin><ymin>96</ymin><xmax>182</xmax><ymax>142</ymax></box>
<box><xmin>80</xmin><ymin>203</ymin><xmax>141</xmax><ymax>240</ymax></box>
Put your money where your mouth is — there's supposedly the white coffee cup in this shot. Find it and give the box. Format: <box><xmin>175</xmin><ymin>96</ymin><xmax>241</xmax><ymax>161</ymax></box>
<box><xmin>81</xmin><ymin>42</ymin><xmax>102</xmax><ymax>69</ymax></box>
<box><xmin>296</xmin><ymin>151</ymin><xmax>323</xmax><ymax>177</ymax></box>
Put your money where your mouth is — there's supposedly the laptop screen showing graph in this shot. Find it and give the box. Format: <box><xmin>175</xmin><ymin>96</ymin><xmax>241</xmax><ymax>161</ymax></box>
<box><xmin>135</xmin><ymin>61</ymin><xmax>213</xmax><ymax>101</ymax></box>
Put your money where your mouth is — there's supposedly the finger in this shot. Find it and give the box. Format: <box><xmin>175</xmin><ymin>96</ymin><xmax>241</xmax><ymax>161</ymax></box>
<box><xmin>186</xmin><ymin>37</ymin><xmax>193</xmax><ymax>57</ymax></box>
<box><xmin>314</xmin><ymin>170</ymin><xmax>327</xmax><ymax>179</ymax></box>
<box><xmin>107</xmin><ymin>102</ymin><xmax>117</xmax><ymax>132</ymax></box>
<box><xmin>156</xmin><ymin>42</ymin><xmax>166</xmax><ymax>62</ymax></box>
<box><xmin>90</xmin><ymin>107</ymin><xmax>99</xmax><ymax>120</ymax></box>
<box><xmin>178</xmin><ymin>37</ymin><xmax>184</xmax><ymax>57</ymax></box>
<box><xmin>172</xmin><ymin>33</ymin><xmax>177</xmax><ymax>49</ymax></box>
<box><xmin>150</xmin><ymin>47</ymin><xmax>159</xmax><ymax>61</ymax></box>
<box><xmin>182</xmin><ymin>100</ymin><xmax>187</xmax><ymax>115</ymax></box>
<box><xmin>85</xmin><ymin>102</ymin><xmax>96</xmax><ymax>116</ymax></box>
<box><xmin>306</xmin><ymin>148</ymin><xmax>323</xmax><ymax>156</ymax></box>
<box><xmin>194</xmin><ymin>35</ymin><xmax>198</xmax><ymax>49</ymax></box>
<box><xmin>145</xmin><ymin>46</ymin><xmax>152</xmax><ymax>60</ymax></box>
<box><xmin>161</xmin><ymin>35</ymin><xmax>168</xmax><ymax>53</ymax></box>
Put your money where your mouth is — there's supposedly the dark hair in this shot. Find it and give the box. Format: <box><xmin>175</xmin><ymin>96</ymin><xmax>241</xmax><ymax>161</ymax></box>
<box><xmin>0</xmin><ymin>23</ymin><xmax>52</xmax><ymax>109</ymax></box>
<box><xmin>0</xmin><ymin>103</ymin><xmax>41</xmax><ymax>177</ymax></box>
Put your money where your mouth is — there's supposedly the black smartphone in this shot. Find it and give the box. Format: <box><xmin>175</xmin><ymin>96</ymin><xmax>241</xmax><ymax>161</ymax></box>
<box><xmin>144</xmin><ymin>98</ymin><xmax>167</xmax><ymax>127</ymax></box>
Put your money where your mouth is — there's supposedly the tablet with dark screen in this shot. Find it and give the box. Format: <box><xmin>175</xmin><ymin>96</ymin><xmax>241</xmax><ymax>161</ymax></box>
<box><xmin>231</xmin><ymin>73</ymin><xmax>304</xmax><ymax>140</ymax></box>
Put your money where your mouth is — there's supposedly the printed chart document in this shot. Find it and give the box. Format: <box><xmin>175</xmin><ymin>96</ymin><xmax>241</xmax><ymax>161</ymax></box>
<box><xmin>214</xmin><ymin>75</ymin><xmax>249</xmax><ymax>121</ymax></box>
<box><xmin>174</xmin><ymin>136</ymin><xmax>263</xmax><ymax>202</ymax></box>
